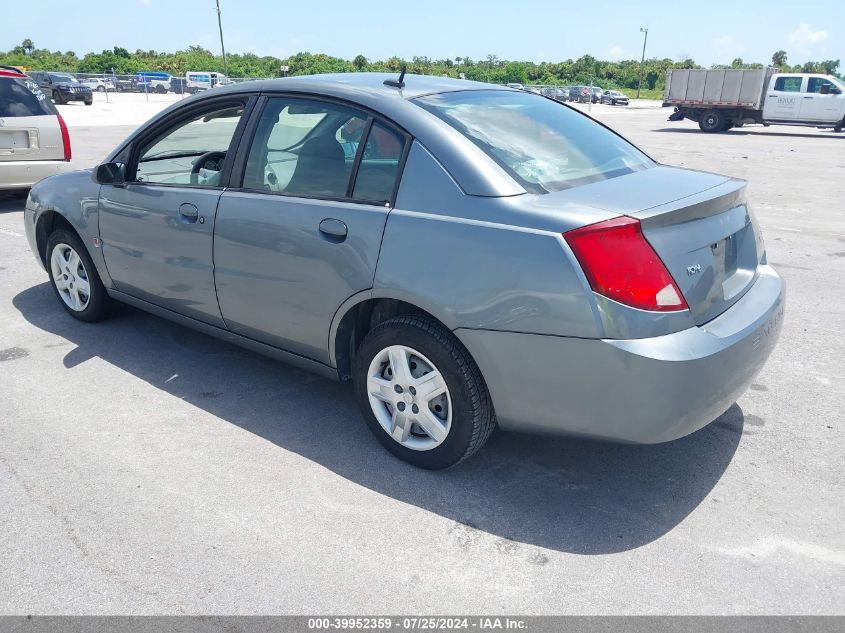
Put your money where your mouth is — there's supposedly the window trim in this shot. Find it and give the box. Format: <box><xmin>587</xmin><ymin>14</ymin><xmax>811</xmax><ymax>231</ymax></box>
<box><xmin>125</xmin><ymin>94</ymin><xmax>256</xmax><ymax>190</ymax></box>
<box><xmin>229</xmin><ymin>91</ymin><xmax>413</xmax><ymax>208</ymax></box>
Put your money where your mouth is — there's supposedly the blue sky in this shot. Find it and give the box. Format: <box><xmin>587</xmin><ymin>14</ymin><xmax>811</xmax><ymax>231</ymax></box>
<box><xmin>3</xmin><ymin>0</ymin><xmax>841</xmax><ymax>67</ymax></box>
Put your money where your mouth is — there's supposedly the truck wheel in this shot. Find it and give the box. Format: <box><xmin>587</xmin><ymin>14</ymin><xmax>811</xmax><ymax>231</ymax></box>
<box><xmin>699</xmin><ymin>110</ymin><xmax>724</xmax><ymax>133</ymax></box>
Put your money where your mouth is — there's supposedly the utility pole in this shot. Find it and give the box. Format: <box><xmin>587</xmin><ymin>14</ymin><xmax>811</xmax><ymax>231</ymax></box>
<box><xmin>637</xmin><ymin>27</ymin><xmax>648</xmax><ymax>99</ymax></box>
<box><xmin>215</xmin><ymin>0</ymin><xmax>228</xmax><ymax>76</ymax></box>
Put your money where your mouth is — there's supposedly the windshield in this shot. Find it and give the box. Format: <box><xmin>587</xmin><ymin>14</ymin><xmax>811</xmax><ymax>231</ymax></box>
<box><xmin>414</xmin><ymin>90</ymin><xmax>654</xmax><ymax>194</ymax></box>
<box><xmin>49</xmin><ymin>74</ymin><xmax>75</xmax><ymax>83</ymax></box>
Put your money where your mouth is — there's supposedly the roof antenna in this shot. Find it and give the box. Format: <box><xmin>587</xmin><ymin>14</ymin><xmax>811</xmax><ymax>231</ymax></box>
<box><xmin>383</xmin><ymin>65</ymin><xmax>406</xmax><ymax>89</ymax></box>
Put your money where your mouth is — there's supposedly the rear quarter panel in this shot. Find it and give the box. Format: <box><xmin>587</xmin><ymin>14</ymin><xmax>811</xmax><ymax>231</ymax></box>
<box><xmin>374</xmin><ymin>143</ymin><xmax>599</xmax><ymax>338</ymax></box>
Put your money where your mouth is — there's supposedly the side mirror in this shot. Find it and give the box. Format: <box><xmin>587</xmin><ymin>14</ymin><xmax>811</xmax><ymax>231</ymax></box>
<box><xmin>93</xmin><ymin>162</ymin><xmax>125</xmax><ymax>185</ymax></box>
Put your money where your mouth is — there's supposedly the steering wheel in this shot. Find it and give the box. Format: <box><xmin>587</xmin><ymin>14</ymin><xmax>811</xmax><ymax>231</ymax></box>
<box><xmin>190</xmin><ymin>150</ymin><xmax>227</xmax><ymax>185</ymax></box>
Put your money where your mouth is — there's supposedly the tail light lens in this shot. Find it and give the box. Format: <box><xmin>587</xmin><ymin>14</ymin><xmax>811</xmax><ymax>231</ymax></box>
<box><xmin>56</xmin><ymin>113</ymin><xmax>71</xmax><ymax>161</ymax></box>
<box><xmin>563</xmin><ymin>216</ymin><xmax>688</xmax><ymax>312</ymax></box>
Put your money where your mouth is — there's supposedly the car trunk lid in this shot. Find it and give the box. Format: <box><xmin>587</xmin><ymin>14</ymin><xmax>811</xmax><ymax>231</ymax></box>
<box><xmin>0</xmin><ymin>114</ymin><xmax>64</xmax><ymax>162</ymax></box>
<box><xmin>546</xmin><ymin>165</ymin><xmax>764</xmax><ymax>324</ymax></box>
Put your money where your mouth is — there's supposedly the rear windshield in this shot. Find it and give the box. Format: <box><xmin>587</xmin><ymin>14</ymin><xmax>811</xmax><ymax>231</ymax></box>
<box><xmin>0</xmin><ymin>77</ymin><xmax>57</xmax><ymax>117</ymax></box>
<box><xmin>414</xmin><ymin>90</ymin><xmax>653</xmax><ymax>193</ymax></box>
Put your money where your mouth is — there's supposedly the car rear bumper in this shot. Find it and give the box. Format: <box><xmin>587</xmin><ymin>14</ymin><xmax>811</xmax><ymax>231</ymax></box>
<box><xmin>455</xmin><ymin>265</ymin><xmax>784</xmax><ymax>444</ymax></box>
<box><xmin>0</xmin><ymin>160</ymin><xmax>72</xmax><ymax>190</ymax></box>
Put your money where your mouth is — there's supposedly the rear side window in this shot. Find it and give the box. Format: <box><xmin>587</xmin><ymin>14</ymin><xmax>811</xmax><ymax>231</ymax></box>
<box><xmin>352</xmin><ymin>121</ymin><xmax>406</xmax><ymax>203</ymax></box>
<box><xmin>243</xmin><ymin>98</ymin><xmax>368</xmax><ymax>199</ymax></box>
<box><xmin>806</xmin><ymin>77</ymin><xmax>838</xmax><ymax>93</ymax></box>
<box><xmin>0</xmin><ymin>77</ymin><xmax>56</xmax><ymax>117</ymax></box>
<box><xmin>774</xmin><ymin>77</ymin><xmax>802</xmax><ymax>92</ymax></box>
<box><xmin>414</xmin><ymin>90</ymin><xmax>653</xmax><ymax>194</ymax></box>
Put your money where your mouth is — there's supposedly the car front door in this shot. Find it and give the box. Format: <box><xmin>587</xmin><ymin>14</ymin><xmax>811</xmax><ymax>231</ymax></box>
<box><xmin>800</xmin><ymin>76</ymin><xmax>843</xmax><ymax>122</ymax></box>
<box><xmin>214</xmin><ymin>96</ymin><xmax>409</xmax><ymax>363</ymax></box>
<box><xmin>764</xmin><ymin>75</ymin><xmax>803</xmax><ymax>120</ymax></box>
<box><xmin>98</xmin><ymin>97</ymin><xmax>251</xmax><ymax>327</ymax></box>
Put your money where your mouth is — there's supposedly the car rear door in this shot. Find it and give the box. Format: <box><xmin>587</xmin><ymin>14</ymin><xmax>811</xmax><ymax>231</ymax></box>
<box><xmin>98</xmin><ymin>96</ymin><xmax>252</xmax><ymax>326</ymax></box>
<box><xmin>0</xmin><ymin>75</ymin><xmax>63</xmax><ymax>164</ymax></box>
<box><xmin>763</xmin><ymin>75</ymin><xmax>803</xmax><ymax>120</ymax></box>
<box><xmin>213</xmin><ymin>95</ymin><xmax>409</xmax><ymax>363</ymax></box>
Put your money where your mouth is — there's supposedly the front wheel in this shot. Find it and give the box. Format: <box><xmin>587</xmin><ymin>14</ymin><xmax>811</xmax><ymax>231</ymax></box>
<box><xmin>46</xmin><ymin>229</ymin><xmax>112</xmax><ymax>322</ymax></box>
<box><xmin>52</xmin><ymin>90</ymin><xmax>64</xmax><ymax>105</ymax></box>
<box><xmin>84</xmin><ymin>98</ymin><xmax>93</xmax><ymax>106</ymax></box>
<box><xmin>97</xmin><ymin>85</ymin><xmax>106</xmax><ymax>92</ymax></box>
<box><xmin>354</xmin><ymin>315</ymin><xmax>496</xmax><ymax>469</ymax></box>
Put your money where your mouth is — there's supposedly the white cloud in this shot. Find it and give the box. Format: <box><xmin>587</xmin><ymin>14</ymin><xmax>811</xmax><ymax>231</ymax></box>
<box><xmin>607</xmin><ymin>45</ymin><xmax>625</xmax><ymax>61</ymax></box>
<box><xmin>713</xmin><ymin>35</ymin><xmax>745</xmax><ymax>62</ymax></box>
<box><xmin>787</xmin><ymin>23</ymin><xmax>829</xmax><ymax>55</ymax></box>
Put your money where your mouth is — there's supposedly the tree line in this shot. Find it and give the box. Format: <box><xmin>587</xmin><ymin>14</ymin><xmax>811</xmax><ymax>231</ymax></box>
<box><xmin>2</xmin><ymin>40</ymin><xmax>840</xmax><ymax>95</ymax></box>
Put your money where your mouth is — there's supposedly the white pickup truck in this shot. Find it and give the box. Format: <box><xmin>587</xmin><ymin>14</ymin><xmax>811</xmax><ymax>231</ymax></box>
<box><xmin>664</xmin><ymin>68</ymin><xmax>845</xmax><ymax>133</ymax></box>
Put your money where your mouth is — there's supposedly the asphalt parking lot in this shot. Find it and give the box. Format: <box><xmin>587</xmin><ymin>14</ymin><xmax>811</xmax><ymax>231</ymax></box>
<box><xmin>1</xmin><ymin>94</ymin><xmax>843</xmax><ymax>614</ymax></box>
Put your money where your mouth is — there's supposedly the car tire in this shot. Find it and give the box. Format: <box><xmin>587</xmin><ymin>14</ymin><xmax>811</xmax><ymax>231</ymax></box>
<box><xmin>46</xmin><ymin>229</ymin><xmax>112</xmax><ymax>322</ymax></box>
<box><xmin>84</xmin><ymin>98</ymin><xmax>93</xmax><ymax>106</ymax></box>
<box><xmin>97</xmin><ymin>86</ymin><xmax>105</xmax><ymax>92</ymax></box>
<box><xmin>52</xmin><ymin>90</ymin><xmax>64</xmax><ymax>105</ymax></box>
<box><xmin>354</xmin><ymin>315</ymin><xmax>496</xmax><ymax>469</ymax></box>
<box><xmin>698</xmin><ymin>110</ymin><xmax>725</xmax><ymax>133</ymax></box>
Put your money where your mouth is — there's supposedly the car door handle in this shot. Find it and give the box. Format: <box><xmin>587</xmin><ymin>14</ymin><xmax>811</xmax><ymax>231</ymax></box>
<box><xmin>319</xmin><ymin>218</ymin><xmax>348</xmax><ymax>242</ymax></box>
<box><xmin>804</xmin><ymin>96</ymin><xmax>814</xmax><ymax>99</ymax></box>
<box><xmin>179</xmin><ymin>203</ymin><xmax>199</xmax><ymax>223</ymax></box>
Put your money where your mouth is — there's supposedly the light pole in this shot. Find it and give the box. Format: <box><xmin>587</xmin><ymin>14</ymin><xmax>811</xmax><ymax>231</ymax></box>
<box><xmin>215</xmin><ymin>0</ymin><xmax>228</xmax><ymax>76</ymax></box>
<box><xmin>637</xmin><ymin>27</ymin><xmax>648</xmax><ymax>99</ymax></box>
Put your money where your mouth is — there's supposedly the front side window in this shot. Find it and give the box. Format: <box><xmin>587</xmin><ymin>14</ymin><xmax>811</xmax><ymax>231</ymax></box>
<box><xmin>135</xmin><ymin>103</ymin><xmax>244</xmax><ymax>186</ymax></box>
<box><xmin>806</xmin><ymin>77</ymin><xmax>838</xmax><ymax>93</ymax></box>
<box><xmin>414</xmin><ymin>90</ymin><xmax>653</xmax><ymax>194</ymax></box>
<box><xmin>243</xmin><ymin>98</ymin><xmax>368</xmax><ymax>199</ymax></box>
<box><xmin>352</xmin><ymin>121</ymin><xmax>406</xmax><ymax>202</ymax></box>
<box><xmin>774</xmin><ymin>77</ymin><xmax>802</xmax><ymax>92</ymax></box>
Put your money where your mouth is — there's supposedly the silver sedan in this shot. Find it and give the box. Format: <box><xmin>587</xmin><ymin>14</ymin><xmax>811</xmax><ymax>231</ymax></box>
<box><xmin>24</xmin><ymin>73</ymin><xmax>784</xmax><ymax>469</ymax></box>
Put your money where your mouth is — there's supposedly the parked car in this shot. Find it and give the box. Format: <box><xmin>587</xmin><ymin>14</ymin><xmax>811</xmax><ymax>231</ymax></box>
<box><xmin>569</xmin><ymin>85</ymin><xmax>590</xmax><ymax>103</ymax></box>
<box><xmin>81</xmin><ymin>78</ymin><xmax>115</xmax><ymax>92</ymax></box>
<box><xmin>601</xmin><ymin>90</ymin><xmax>630</xmax><ymax>105</ymax></box>
<box><xmin>185</xmin><ymin>71</ymin><xmax>230</xmax><ymax>93</ymax></box>
<box><xmin>169</xmin><ymin>76</ymin><xmax>187</xmax><ymax>94</ymax></box>
<box><xmin>24</xmin><ymin>73</ymin><xmax>784</xmax><ymax>469</ymax></box>
<box><xmin>505</xmin><ymin>82</ymin><xmax>524</xmax><ymax>91</ymax></box>
<box><xmin>541</xmin><ymin>87</ymin><xmax>568</xmax><ymax>102</ymax></box>
<box><xmin>136</xmin><ymin>72</ymin><xmax>172</xmax><ymax>94</ymax></box>
<box><xmin>0</xmin><ymin>66</ymin><xmax>72</xmax><ymax>189</ymax></box>
<box><xmin>28</xmin><ymin>71</ymin><xmax>93</xmax><ymax>105</ymax></box>
<box><xmin>112</xmin><ymin>77</ymin><xmax>137</xmax><ymax>92</ymax></box>
<box><xmin>590</xmin><ymin>87</ymin><xmax>604</xmax><ymax>103</ymax></box>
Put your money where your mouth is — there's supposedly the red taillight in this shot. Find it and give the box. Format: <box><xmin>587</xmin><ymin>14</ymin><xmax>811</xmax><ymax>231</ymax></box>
<box><xmin>56</xmin><ymin>113</ymin><xmax>71</xmax><ymax>161</ymax></box>
<box><xmin>563</xmin><ymin>216</ymin><xmax>688</xmax><ymax>312</ymax></box>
